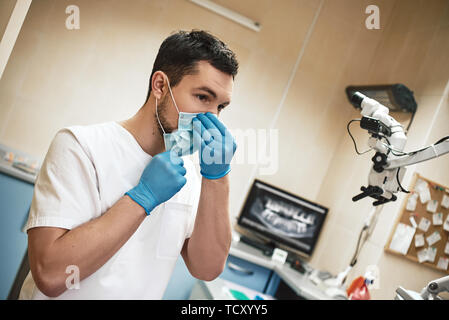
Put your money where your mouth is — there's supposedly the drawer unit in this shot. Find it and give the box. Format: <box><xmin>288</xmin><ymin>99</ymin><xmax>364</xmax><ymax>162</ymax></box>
<box><xmin>220</xmin><ymin>255</ymin><xmax>273</xmax><ymax>293</ymax></box>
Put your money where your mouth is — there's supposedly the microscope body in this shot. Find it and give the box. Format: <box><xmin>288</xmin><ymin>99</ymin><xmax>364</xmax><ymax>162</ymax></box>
<box><xmin>353</xmin><ymin>94</ymin><xmax>408</xmax><ymax>205</ymax></box>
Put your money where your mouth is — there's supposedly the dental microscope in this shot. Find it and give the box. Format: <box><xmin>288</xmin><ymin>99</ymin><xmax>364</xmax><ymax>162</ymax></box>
<box><xmin>350</xmin><ymin>91</ymin><xmax>449</xmax><ymax>206</ymax></box>
<box><xmin>349</xmin><ymin>92</ymin><xmax>449</xmax><ymax>299</ymax></box>
<box><xmin>325</xmin><ymin>91</ymin><xmax>449</xmax><ymax>299</ymax></box>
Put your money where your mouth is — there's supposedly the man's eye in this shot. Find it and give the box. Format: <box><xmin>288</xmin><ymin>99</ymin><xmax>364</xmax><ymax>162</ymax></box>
<box><xmin>196</xmin><ymin>94</ymin><xmax>208</xmax><ymax>102</ymax></box>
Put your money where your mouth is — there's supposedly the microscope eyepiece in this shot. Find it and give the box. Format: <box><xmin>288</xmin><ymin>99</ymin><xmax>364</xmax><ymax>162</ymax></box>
<box><xmin>351</xmin><ymin>92</ymin><xmax>366</xmax><ymax>109</ymax></box>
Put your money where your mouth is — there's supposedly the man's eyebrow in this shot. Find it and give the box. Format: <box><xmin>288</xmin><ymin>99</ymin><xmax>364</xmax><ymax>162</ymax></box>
<box><xmin>194</xmin><ymin>86</ymin><xmax>231</xmax><ymax>105</ymax></box>
<box><xmin>194</xmin><ymin>86</ymin><xmax>217</xmax><ymax>98</ymax></box>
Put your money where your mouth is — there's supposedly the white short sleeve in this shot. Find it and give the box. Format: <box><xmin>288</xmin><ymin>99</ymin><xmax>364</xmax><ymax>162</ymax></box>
<box><xmin>25</xmin><ymin>129</ymin><xmax>101</xmax><ymax>232</ymax></box>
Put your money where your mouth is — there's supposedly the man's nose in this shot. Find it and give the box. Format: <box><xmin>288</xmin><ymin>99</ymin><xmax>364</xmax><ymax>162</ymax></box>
<box><xmin>205</xmin><ymin>108</ymin><xmax>219</xmax><ymax>116</ymax></box>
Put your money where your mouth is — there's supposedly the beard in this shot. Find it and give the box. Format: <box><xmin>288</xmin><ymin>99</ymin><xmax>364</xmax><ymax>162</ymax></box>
<box><xmin>155</xmin><ymin>95</ymin><xmax>176</xmax><ymax>136</ymax></box>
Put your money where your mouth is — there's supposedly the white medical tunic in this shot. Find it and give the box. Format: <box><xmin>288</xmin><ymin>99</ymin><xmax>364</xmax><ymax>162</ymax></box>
<box><xmin>19</xmin><ymin>121</ymin><xmax>200</xmax><ymax>299</ymax></box>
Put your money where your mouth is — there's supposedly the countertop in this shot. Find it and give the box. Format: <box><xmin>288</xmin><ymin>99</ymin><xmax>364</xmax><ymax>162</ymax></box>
<box><xmin>0</xmin><ymin>143</ymin><xmax>38</xmax><ymax>184</ymax></box>
<box><xmin>229</xmin><ymin>239</ymin><xmax>334</xmax><ymax>300</ymax></box>
<box><xmin>0</xmin><ymin>158</ymin><xmax>37</xmax><ymax>184</ymax></box>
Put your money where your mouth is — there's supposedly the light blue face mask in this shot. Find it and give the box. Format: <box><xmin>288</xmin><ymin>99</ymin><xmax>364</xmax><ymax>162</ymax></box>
<box><xmin>156</xmin><ymin>79</ymin><xmax>199</xmax><ymax>156</ymax></box>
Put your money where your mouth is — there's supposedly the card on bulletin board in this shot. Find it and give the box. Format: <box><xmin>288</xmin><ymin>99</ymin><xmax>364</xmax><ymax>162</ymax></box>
<box><xmin>385</xmin><ymin>173</ymin><xmax>449</xmax><ymax>274</ymax></box>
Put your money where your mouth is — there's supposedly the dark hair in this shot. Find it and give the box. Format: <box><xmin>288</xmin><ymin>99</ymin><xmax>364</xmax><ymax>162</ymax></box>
<box><xmin>145</xmin><ymin>30</ymin><xmax>239</xmax><ymax>103</ymax></box>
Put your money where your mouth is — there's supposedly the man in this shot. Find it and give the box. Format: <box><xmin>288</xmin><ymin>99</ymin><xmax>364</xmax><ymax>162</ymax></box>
<box><xmin>19</xmin><ymin>30</ymin><xmax>239</xmax><ymax>299</ymax></box>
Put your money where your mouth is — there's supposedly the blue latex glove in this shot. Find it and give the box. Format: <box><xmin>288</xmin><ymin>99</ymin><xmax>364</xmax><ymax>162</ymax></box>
<box><xmin>193</xmin><ymin>112</ymin><xmax>237</xmax><ymax>179</ymax></box>
<box><xmin>125</xmin><ymin>150</ymin><xmax>187</xmax><ymax>215</ymax></box>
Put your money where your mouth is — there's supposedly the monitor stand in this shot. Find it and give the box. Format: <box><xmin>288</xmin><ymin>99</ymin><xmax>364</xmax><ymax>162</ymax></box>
<box><xmin>239</xmin><ymin>234</ymin><xmax>275</xmax><ymax>256</ymax></box>
<box><xmin>238</xmin><ymin>234</ymin><xmax>309</xmax><ymax>274</ymax></box>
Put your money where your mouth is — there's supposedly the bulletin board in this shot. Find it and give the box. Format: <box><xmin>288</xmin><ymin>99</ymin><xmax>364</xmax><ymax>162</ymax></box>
<box><xmin>385</xmin><ymin>173</ymin><xmax>449</xmax><ymax>274</ymax></box>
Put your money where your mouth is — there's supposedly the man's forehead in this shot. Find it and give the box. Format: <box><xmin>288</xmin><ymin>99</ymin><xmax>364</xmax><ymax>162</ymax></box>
<box><xmin>185</xmin><ymin>62</ymin><xmax>233</xmax><ymax>98</ymax></box>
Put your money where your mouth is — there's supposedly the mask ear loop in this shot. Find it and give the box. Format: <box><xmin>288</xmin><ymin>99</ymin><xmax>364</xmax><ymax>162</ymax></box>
<box><xmin>155</xmin><ymin>76</ymin><xmax>180</xmax><ymax>135</ymax></box>
<box><xmin>155</xmin><ymin>96</ymin><xmax>166</xmax><ymax>135</ymax></box>
<box><xmin>166</xmin><ymin>77</ymin><xmax>180</xmax><ymax>114</ymax></box>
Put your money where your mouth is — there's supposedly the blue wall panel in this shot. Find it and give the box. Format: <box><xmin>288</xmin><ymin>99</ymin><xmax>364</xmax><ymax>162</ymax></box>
<box><xmin>0</xmin><ymin>173</ymin><xmax>34</xmax><ymax>299</ymax></box>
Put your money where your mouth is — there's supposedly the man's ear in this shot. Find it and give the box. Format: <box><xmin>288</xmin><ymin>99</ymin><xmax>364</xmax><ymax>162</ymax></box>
<box><xmin>151</xmin><ymin>71</ymin><xmax>168</xmax><ymax>100</ymax></box>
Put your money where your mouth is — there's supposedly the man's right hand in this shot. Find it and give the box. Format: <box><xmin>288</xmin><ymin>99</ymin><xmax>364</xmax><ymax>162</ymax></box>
<box><xmin>125</xmin><ymin>150</ymin><xmax>187</xmax><ymax>215</ymax></box>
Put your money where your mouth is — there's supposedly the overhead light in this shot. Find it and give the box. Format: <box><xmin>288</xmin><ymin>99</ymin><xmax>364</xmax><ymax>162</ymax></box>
<box><xmin>346</xmin><ymin>84</ymin><xmax>417</xmax><ymax>114</ymax></box>
<box><xmin>188</xmin><ymin>0</ymin><xmax>261</xmax><ymax>32</ymax></box>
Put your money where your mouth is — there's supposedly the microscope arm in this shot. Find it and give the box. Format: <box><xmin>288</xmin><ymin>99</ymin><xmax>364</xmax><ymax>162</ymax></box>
<box><xmin>421</xmin><ymin>275</ymin><xmax>449</xmax><ymax>299</ymax></box>
<box><xmin>386</xmin><ymin>140</ymin><xmax>449</xmax><ymax>170</ymax></box>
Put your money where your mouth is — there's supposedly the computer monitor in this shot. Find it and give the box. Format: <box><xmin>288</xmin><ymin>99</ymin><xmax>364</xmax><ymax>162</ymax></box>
<box><xmin>236</xmin><ymin>179</ymin><xmax>328</xmax><ymax>258</ymax></box>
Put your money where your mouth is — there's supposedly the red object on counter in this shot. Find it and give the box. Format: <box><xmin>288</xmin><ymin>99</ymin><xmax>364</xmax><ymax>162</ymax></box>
<box><xmin>347</xmin><ymin>276</ymin><xmax>371</xmax><ymax>300</ymax></box>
